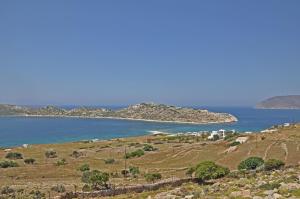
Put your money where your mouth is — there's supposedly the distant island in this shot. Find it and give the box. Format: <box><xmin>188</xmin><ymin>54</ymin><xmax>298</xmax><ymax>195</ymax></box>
<box><xmin>256</xmin><ymin>95</ymin><xmax>300</xmax><ymax>109</ymax></box>
<box><xmin>0</xmin><ymin>103</ymin><xmax>237</xmax><ymax>124</ymax></box>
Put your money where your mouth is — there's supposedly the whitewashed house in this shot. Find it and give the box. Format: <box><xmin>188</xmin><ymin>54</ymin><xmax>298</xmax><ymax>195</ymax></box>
<box><xmin>208</xmin><ymin>131</ymin><xmax>219</xmax><ymax>140</ymax></box>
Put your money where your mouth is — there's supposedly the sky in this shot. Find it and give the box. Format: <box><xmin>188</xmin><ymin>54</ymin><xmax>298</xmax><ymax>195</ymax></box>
<box><xmin>0</xmin><ymin>1</ymin><xmax>300</xmax><ymax>107</ymax></box>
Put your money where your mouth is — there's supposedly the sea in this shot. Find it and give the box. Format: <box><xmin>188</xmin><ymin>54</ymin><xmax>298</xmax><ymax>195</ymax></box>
<box><xmin>1</xmin><ymin>107</ymin><xmax>300</xmax><ymax>147</ymax></box>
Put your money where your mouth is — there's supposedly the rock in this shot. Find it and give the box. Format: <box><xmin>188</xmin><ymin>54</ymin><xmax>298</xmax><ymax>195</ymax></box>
<box><xmin>263</xmin><ymin>190</ymin><xmax>274</xmax><ymax>195</ymax></box>
<box><xmin>230</xmin><ymin>190</ymin><xmax>251</xmax><ymax>198</ymax></box>
<box><xmin>253</xmin><ymin>196</ymin><xmax>263</xmax><ymax>199</ymax></box>
<box><xmin>273</xmin><ymin>193</ymin><xmax>282</xmax><ymax>199</ymax></box>
<box><xmin>184</xmin><ymin>195</ymin><xmax>194</xmax><ymax>199</ymax></box>
<box><xmin>280</xmin><ymin>183</ymin><xmax>300</xmax><ymax>190</ymax></box>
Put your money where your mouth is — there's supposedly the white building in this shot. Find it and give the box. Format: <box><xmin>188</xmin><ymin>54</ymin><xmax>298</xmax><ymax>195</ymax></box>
<box><xmin>208</xmin><ymin>131</ymin><xmax>219</xmax><ymax>140</ymax></box>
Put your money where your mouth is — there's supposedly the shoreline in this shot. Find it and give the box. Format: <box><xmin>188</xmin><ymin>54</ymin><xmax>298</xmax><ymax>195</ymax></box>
<box><xmin>0</xmin><ymin>114</ymin><xmax>238</xmax><ymax>125</ymax></box>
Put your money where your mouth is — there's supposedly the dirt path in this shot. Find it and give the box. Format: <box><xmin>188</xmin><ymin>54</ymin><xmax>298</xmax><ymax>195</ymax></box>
<box><xmin>263</xmin><ymin>141</ymin><xmax>277</xmax><ymax>160</ymax></box>
<box><xmin>280</xmin><ymin>143</ymin><xmax>288</xmax><ymax>161</ymax></box>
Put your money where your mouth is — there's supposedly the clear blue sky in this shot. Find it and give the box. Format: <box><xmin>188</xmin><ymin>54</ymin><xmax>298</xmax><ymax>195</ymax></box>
<box><xmin>1</xmin><ymin>1</ymin><xmax>300</xmax><ymax>106</ymax></box>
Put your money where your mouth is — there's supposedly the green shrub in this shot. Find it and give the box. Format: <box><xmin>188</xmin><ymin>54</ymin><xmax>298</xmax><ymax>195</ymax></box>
<box><xmin>125</xmin><ymin>149</ymin><xmax>144</xmax><ymax>159</ymax></box>
<box><xmin>143</xmin><ymin>144</ymin><xmax>156</xmax><ymax>151</ymax></box>
<box><xmin>81</xmin><ymin>170</ymin><xmax>109</xmax><ymax>189</ymax></box>
<box><xmin>259</xmin><ymin>182</ymin><xmax>281</xmax><ymax>190</ymax></box>
<box><xmin>194</xmin><ymin>161</ymin><xmax>229</xmax><ymax>181</ymax></box>
<box><xmin>0</xmin><ymin>160</ymin><xmax>19</xmax><ymax>168</ymax></box>
<box><xmin>264</xmin><ymin>159</ymin><xmax>285</xmax><ymax>171</ymax></box>
<box><xmin>104</xmin><ymin>158</ymin><xmax>115</xmax><ymax>164</ymax></box>
<box><xmin>144</xmin><ymin>173</ymin><xmax>162</xmax><ymax>183</ymax></box>
<box><xmin>238</xmin><ymin>157</ymin><xmax>264</xmax><ymax>171</ymax></box>
<box><xmin>224</xmin><ymin>133</ymin><xmax>237</xmax><ymax>141</ymax></box>
<box><xmin>45</xmin><ymin>150</ymin><xmax>57</xmax><ymax>158</ymax></box>
<box><xmin>5</xmin><ymin>152</ymin><xmax>23</xmax><ymax>159</ymax></box>
<box><xmin>79</xmin><ymin>164</ymin><xmax>90</xmax><ymax>172</ymax></box>
<box><xmin>55</xmin><ymin>159</ymin><xmax>66</xmax><ymax>166</ymax></box>
<box><xmin>51</xmin><ymin>184</ymin><xmax>66</xmax><ymax>193</ymax></box>
<box><xmin>229</xmin><ymin>141</ymin><xmax>240</xmax><ymax>147</ymax></box>
<box><xmin>24</xmin><ymin>158</ymin><xmax>36</xmax><ymax>164</ymax></box>
<box><xmin>29</xmin><ymin>190</ymin><xmax>45</xmax><ymax>198</ymax></box>
<box><xmin>129</xmin><ymin>166</ymin><xmax>140</xmax><ymax>178</ymax></box>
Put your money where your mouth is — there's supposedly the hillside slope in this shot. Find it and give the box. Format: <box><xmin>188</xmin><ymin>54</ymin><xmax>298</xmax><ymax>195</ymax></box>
<box><xmin>0</xmin><ymin>103</ymin><xmax>237</xmax><ymax>124</ymax></box>
<box><xmin>257</xmin><ymin>95</ymin><xmax>300</xmax><ymax>109</ymax></box>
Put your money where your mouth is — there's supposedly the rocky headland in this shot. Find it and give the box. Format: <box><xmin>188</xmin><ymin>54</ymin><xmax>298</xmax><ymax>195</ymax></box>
<box><xmin>0</xmin><ymin>103</ymin><xmax>237</xmax><ymax>124</ymax></box>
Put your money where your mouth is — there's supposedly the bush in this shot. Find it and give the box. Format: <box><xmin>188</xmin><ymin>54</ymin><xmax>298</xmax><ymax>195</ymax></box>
<box><xmin>259</xmin><ymin>182</ymin><xmax>281</xmax><ymax>190</ymax></box>
<box><xmin>71</xmin><ymin>150</ymin><xmax>83</xmax><ymax>158</ymax></box>
<box><xmin>144</xmin><ymin>173</ymin><xmax>162</xmax><ymax>183</ymax></box>
<box><xmin>5</xmin><ymin>152</ymin><xmax>23</xmax><ymax>159</ymax></box>
<box><xmin>81</xmin><ymin>170</ymin><xmax>109</xmax><ymax>189</ymax></box>
<box><xmin>79</xmin><ymin>164</ymin><xmax>90</xmax><ymax>172</ymax></box>
<box><xmin>125</xmin><ymin>149</ymin><xmax>144</xmax><ymax>159</ymax></box>
<box><xmin>264</xmin><ymin>159</ymin><xmax>285</xmax><ymax>171</ymax></box>
<box><xmin>55</xmin><ymin>159</ymin><xmax>66</xmax><ymax>166</ymax></box>
<box><xmin>121</xmin><ymin>169</ymin><xmax>129</xmax><ymax>177</ymax></box>
<box><xmin>24</xmin><ymin>158</ymin><xmax>36</xmax><ymax>164</ymax></box>
<box><xmin>45</xmin><ymin>150</ymin><xmax>57</xmax><ymax>158</ymax></box>
<box><xmin>229</xmin><ymin>141</ymin><xmax>240</xmax><ymax>147</ymax></box>
<box><xmin>0</xmin><ymin>160</ymin><xmax>19</xmax><ymax>168</ymax></box>
<box><xmin>1</xmin><ymin>186</ymin><xmax>15</xmax><ymax>194</ymax></box>
<box><xmin>51</xmin><ymin>184</ymin><xmax>66</xmax><ymax>193</ymax></box>
<box><xmin>104</xmin><ymin>158</ymin><xmax>115</xmax><ymax>164</ymax></box>
<box><xmin>194</xmin><ymin>161</ymin><xmax>229</xmax><ymax>181</ymax></box>
<box><xmin>143</xmin><ymin>144</ymin><xmax>156</xmax><ymax>151</ymax></box>
<box><xmin>238</xmin><ymin>157</ymin><xmax>264</xmax><ymax>171</ymax></box>
<box><xmin>129</xmin><ymin>166</ymin><xmax>140</xmax><ymax>178</ymax></box>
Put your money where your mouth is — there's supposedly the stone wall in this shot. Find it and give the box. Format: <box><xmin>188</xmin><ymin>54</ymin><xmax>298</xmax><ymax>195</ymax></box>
<box><xmin>60</xmin><ymin>178</ymin><xmax>197</xmax><ymax>199</ymax></box>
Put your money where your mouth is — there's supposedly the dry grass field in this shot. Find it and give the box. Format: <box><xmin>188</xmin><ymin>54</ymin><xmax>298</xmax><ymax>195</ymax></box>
<box><xmin>0</xmin><ymin>124</ymin><xmax>299</xmax><ymax>198</ymax></box>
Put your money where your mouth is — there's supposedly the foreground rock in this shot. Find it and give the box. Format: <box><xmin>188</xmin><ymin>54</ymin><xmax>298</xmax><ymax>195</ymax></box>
<box><xmin>0</xmin><ymin>103</ymin><xmax>237</xmax><ymax>124</ymax></box>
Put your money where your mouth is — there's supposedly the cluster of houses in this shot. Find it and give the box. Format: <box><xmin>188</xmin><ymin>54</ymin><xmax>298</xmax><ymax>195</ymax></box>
<box><xmin>207</xmin><ymin>129</ymin><xmax>229</xmax><ymax>140</ymax></box>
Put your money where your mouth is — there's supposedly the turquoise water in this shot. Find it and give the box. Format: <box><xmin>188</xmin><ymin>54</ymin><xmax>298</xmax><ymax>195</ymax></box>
<box><xmin>1</xmin><ymin>107</ymin><xmax>300</xmax><ymax>147</ymax></box>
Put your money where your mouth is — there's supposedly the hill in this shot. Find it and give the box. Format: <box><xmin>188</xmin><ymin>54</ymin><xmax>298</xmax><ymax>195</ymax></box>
<box><xmin>0</xmin><ymin>103</ymin><xmax>237</xmax><ymax>124</ymax></box>
<box><xmin>256</xmin><ymin>95</ymin><xmax>300</xmax><ymax>109</ymax></box>
<box><xmin>0</xmin><ymin>123</ymin><xmax>299</xmax><ymax>198</ymax></box>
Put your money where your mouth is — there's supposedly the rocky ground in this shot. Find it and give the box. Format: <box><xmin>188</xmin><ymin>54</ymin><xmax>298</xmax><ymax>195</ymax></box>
<box><xmin>142</xmin><ymin>166</ymin><xmax>300</xmax><ymax>199</ymax></box>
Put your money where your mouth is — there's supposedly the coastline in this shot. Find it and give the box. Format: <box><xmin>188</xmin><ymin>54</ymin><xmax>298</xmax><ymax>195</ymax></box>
<box><xmin>0</xmin><ymin>114</ymin><xmax>238</xmax><ymax>125</ymax></box>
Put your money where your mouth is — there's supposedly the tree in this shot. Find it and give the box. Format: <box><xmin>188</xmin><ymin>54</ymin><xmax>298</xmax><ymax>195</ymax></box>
<box><xmin>194</xmin><ymin>161</ymin><xmax>229</xmax><ymax>182</ymax></box>
<box><xmin>238</xmin><ymin>157</ymin><xmax>264</xmax><ymax>171</ymax></box>
<box><xmin>264</xmin><ymin>159</ymin><xmax>285</xmax><ymax>171</ymax></box>
<box><xmin>82</xmin><ymin>170</ymin><xmax>109</xmax><ymax>189</ymax></box>
<box><xmin>144</xmin><ymin>173</ymin><xmax>162</xmax><ymax>183</ymax></box>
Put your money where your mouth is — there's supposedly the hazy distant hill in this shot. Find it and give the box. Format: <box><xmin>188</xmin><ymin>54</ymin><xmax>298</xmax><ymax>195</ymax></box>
<box><xmin>256</xmin><ymin>95</ymin><xmax>300</xmax><ymax>109</ymax></box>
<box><xmin>0</xmin><ymin>103</ymin><xmax>237</xmax><ymax>124</ymax></box>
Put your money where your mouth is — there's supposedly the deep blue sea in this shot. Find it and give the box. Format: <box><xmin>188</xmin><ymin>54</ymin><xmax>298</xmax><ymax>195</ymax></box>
<box><xmin>1</xmin><ymin>107</ymin><xmax>300</xmax><ymax>147</ymax></box>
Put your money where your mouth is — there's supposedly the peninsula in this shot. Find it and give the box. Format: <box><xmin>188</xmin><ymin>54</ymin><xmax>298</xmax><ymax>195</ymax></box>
<box><xmin>0</xmin><ymin>103</ymin><xmax>237</xmax><ymax>124</ymax></box>
<box><xmin>256</xmin><ymin>95</ymin><xmax>300</xmax><ymax>109</ymax></box>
